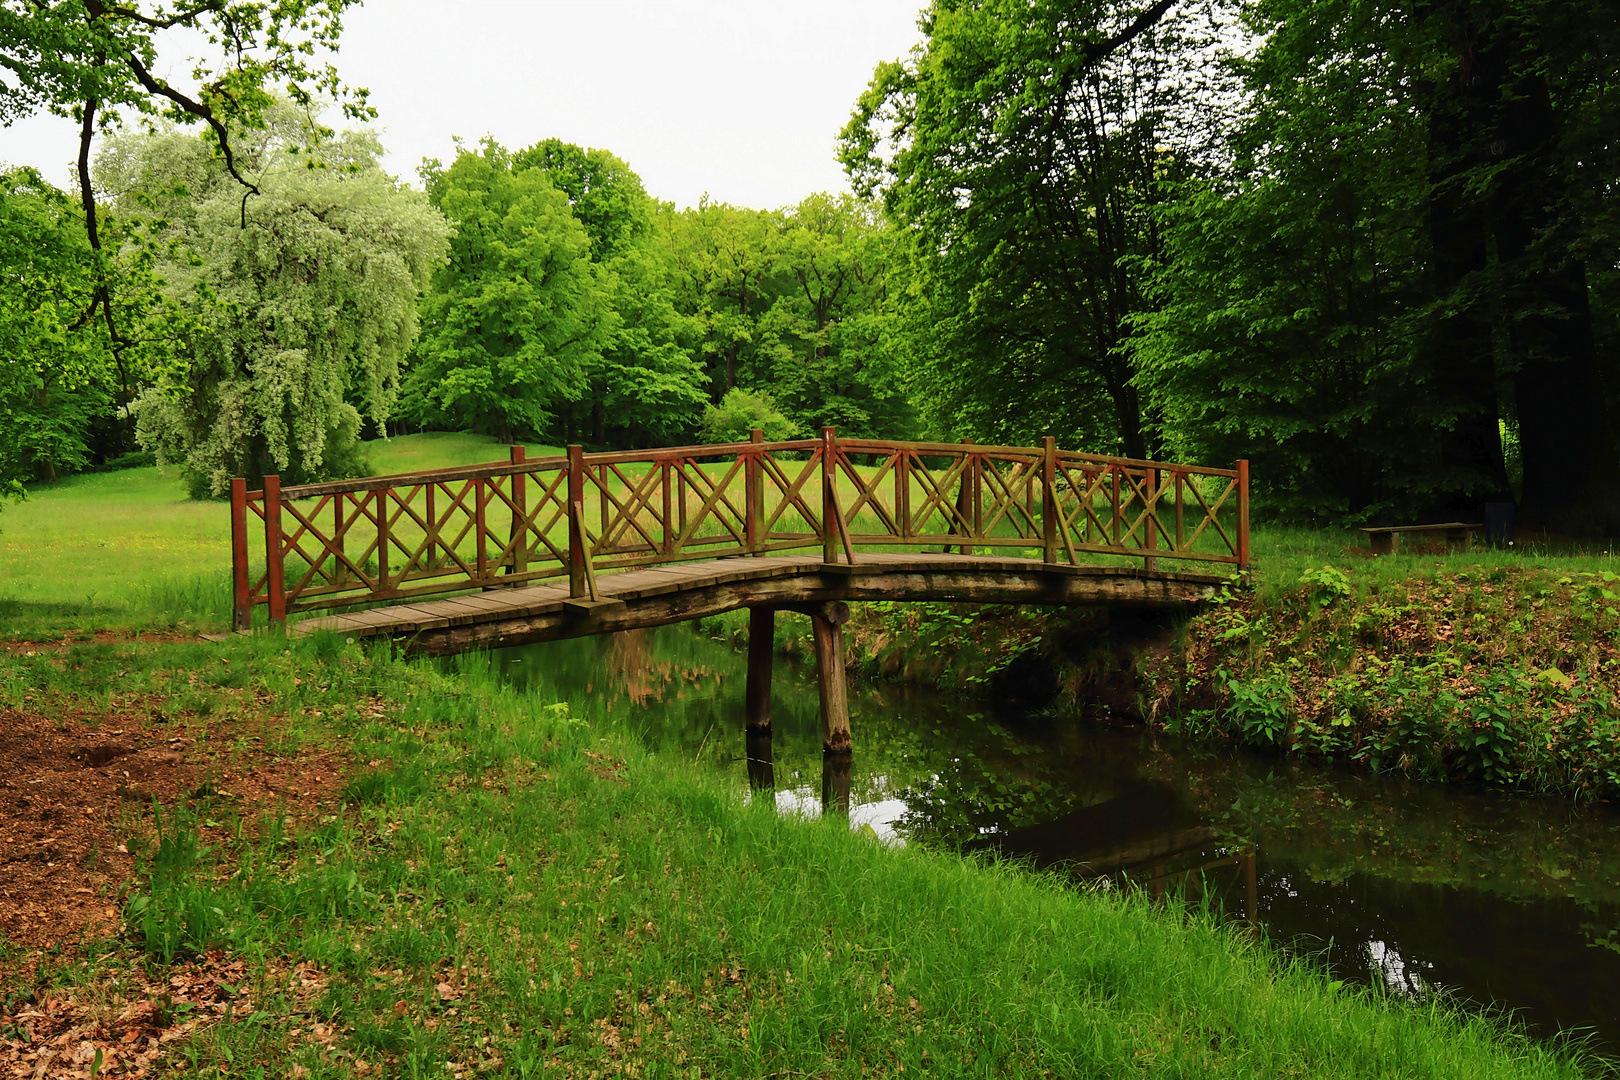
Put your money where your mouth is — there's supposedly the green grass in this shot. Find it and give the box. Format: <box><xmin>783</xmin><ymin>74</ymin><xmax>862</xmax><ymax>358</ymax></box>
<box><xmin>0</xmin><ymin>433</ymin><xmax>534</xmax><ymax>641</ymax></box>
<box><xmin>1250</xmin><ymin>523</ymin><xmax>1620</xmax><ymax>602</ymax></box>
<box><xmin>1</xmin><ymin>635</ymin><xmax>1598</xmax><ymax>1078</ymax></box>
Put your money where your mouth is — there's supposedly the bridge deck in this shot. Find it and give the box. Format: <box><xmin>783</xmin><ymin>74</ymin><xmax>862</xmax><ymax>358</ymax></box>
<box><xmin>296</xmin><ymin>553</ymin><xmax>1225</xmax><ymax>655</ymax></box>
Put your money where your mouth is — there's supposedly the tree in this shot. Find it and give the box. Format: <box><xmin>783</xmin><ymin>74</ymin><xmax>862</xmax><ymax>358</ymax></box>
<box><xmin>0</xmin><ymin>168</ymin><xmax>108</xmax><ymax>493</ymax></box>
<box><xmin>1</xmin><ymin>0</ymin><xmax>372</xmax><ymax>441</ymax></box>
<box><xmin>1133</xmin><ymin>0</ymin><xmax>1444</xmax><ymax>521</ymax></box>
<box><xmin>121</xmin><ymin>116</ymin><xmax>449</xmax><ymax>495</ymax></box>
<box><xmin>764</xmin><ymin>193</ymin><xmax>911</xmax><ymax>438</ymax></box>
<box><xmin>511</xmin><ymin>140</ymin><xmax>707</xmax><ymax>447</ymax></box>
<box><xmin>405</xmin><ymin>142</ymin><xmax>614</xmax><ymax>444</ymax></box>
<box><xmin>841</xmin><ymin>0</ymin><xmax>1221</xmax><ymax>455</ymax></box>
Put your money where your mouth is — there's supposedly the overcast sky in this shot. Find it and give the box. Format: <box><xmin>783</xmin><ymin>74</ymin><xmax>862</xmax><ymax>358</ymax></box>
<box><xmin>1</xmin><ymin>0</ymin><xmax>926</xmax><ymax>209</ymax></box>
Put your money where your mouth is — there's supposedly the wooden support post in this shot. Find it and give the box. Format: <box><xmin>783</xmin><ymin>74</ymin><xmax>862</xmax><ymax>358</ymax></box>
<box><xmin>821</xmin><ymin>426</ymin><xmax>838</xmax><ymax>564</ymax></box>
<box><xmin>1041</xmin><ymin>436</ymin><xmax>1057</xmax><ymax>565</ymax></box>
<box><xmin>509</xmin><ymin>444</ymin><xmax>527</xmax><ymax>576</ymax></box>
<box><xmin>811</xmin><ymin>601</ymin><xmax>852</xmax><ymax>753</ymax></box>
<box><xmin>745</xmin><ymin>606</ymin><xmax>774</xmax><ymax>733</ymax></box>
<box><xmin>746</xmin><ymin>427</ymin><xmax>763</xmax><ymax>551</ymax></box>
<box><xmin>745</xmin><ymin>727</ymin><xmax>775</xmax><ymax>792</ymax></box>
<box><xmin>821</xmin><ymin>750</ymin><xmax>852</xmax><ymax>814</ymax></box>
<box><xmin>230</xmin><ymin>478</ymin><xmax>250</xmax><ymax>631</ymax></box>
<box><xmin>1174</xmin><ymin>471</ymin><xmax>1184</xmax><ymax>552</ymax></box>
<box><xmin>568</xmin><ymin>444</ymin><xmax>586</xmax><ymax>598</ymax></box>
<box><xmin>1236</xmin><ymin>458</ymin><xmax>1251</xmax><ymax>576</ymax></box>
<box><xmin>1144</xmin><ymin>467</ymin><xmax>1159</xmax><ymax>573</ymax></box>
<box><xmin>263</xmin><ymin>475</ymin><xmax>286</xmax><ymax>629</ymax></box>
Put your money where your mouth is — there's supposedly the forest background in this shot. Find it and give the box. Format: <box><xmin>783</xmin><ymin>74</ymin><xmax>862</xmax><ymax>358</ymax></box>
<box><xmin>2</xmin><ymin>0</ymin><xmax>1618</xmax><ymax>532</ymax></box>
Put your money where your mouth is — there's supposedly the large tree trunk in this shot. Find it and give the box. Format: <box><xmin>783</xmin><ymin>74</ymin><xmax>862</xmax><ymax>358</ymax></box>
<box><xmin>1491</xmin><ymin>71</ymin><xmax>1620</xmax><ymax>533</ymax></box>
<box><xmin>1424</xmin><ymin>29</ymin><xmax>1512</xmax><ymax>518</ymax></box>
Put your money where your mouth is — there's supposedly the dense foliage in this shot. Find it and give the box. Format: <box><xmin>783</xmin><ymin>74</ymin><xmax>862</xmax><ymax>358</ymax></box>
<box><xmin>3</xmin><ymin>0</ymin><xmax>1618</xmax><ymax>534</ymax></box>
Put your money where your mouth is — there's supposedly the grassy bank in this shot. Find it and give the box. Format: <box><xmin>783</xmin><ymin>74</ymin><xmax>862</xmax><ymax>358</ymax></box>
<box><xmin>827</xmin><ymin>528</ymin><xmax>1620</xmax><ymax>800</ymax></box>
<box><xmin>0</xmin><ymin>635</ymin><xmax>1598</xmax><ymax>1078</ymax></box>
<box><xmin>0</xmin><ymin>433</ymin><xmax>545</xmax><ymax>642</ymax></box>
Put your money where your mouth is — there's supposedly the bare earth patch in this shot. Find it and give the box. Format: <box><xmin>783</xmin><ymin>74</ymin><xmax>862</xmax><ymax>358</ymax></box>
<box><xmin>0</xmin><ymin>701</ymin><xmax>350</xmax><ymax>963</ymax></box>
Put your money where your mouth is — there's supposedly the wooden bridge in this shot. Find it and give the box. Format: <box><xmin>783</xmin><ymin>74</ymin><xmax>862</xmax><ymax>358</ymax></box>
<box><xmin>230</xmin><ymin>429</ymin><xmax>1248</xmax><ymax>755</ymax></box>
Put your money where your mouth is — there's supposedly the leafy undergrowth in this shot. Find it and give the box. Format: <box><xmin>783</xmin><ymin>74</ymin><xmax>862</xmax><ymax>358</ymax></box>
<box><xmin>1146</xmin><ymin>565</ymin><xmax>1620</xmax><ymax>798</ymax></box>
<box><xmin>0</xmin><ymin>636</ymin><xmax>1602</xmax><ymax>1078</ymax></box>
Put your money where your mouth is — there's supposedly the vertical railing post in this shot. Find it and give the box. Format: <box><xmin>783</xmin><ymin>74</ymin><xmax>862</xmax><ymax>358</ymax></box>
<box><xmin>1041</xmin><ymin>437</ymin><xmax>1057</xmax><ymax>565</ymax></box>
<box><xmin>332</xmin><ymin>493</ymin><xmax>347</xmax><ymax>587</ymax></box>
<box><xmin>568</xmin><ymin>444</ymin><xmax>586</xmax><ymax>597</ymax></box>
<box><xmin>1175</xmin><ymin>471</ymin><xmax>1185</xmax><ymax>552</ymax></box>
<box><xmin>895</xmin><ymin>447</ymin><xmax>911</xmax><ymax>541</ymax></box>
<box><xmin>377</xmin><ymin>486</ymin><xmax>391</xmax><ymax>593</ymax></box>
<box><xmin>230</xmin><ymin>478</ymin><xmax>250</xmax><ymax>631</ymax></box>
<box><xmin>746</xmin><ymin>427</ymin><xmax>763</xmax><ymax>552</ymax></box>
<box><xmin>263</xmin><ymin>475</ymin><xmax>286</xmax><ymax>628</ymax></box>
<box><xmin>1237</xmin><ymin>458</ymin><xmax>1251</xmax><ymax>576</ymax></box>
<box><xmin>821</xmin><ymin>426</ymin><xmax>838</xmax><ymax>564</ymax></box>
<box><xmin>1111</xmin><ymin>465</ymin><xmax>1122</xmax><ymax>548</ymax></box>
<box><xmin>1144</xmin><ymin>467</ymin><xmax>1159</xmax><ymax>573</ymax></box>
<box><xmin>509</xmin><ymin>444</ymin><xmax>527</xmax><ymax>577</ymax></box>
<box><xmin>955</xmin><ymin>438</ymin><xmax>973</xmax><ymax>556</ymax></box>
<box><xmin>426</xmin><ymin>483</ymin><xmax>438</xmax><ymax>571</ymax></box>
<box><xmin>661</xmin><ymin>459</ymin><xmax>674</xmax><ymax>557</ymax></box>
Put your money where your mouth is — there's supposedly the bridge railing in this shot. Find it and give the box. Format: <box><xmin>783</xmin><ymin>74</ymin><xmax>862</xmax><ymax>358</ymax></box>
<box><xmin>229</xmin><ymin>429</ymin><xmax>1248</xmax><ymax>628</ymax></box>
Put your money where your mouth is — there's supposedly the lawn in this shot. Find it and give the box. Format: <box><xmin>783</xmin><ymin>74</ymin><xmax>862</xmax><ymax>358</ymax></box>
<box><xmin>0</xmin><ymin>433</ymin><xmax>542</xmax><ymax>641</ymax></box>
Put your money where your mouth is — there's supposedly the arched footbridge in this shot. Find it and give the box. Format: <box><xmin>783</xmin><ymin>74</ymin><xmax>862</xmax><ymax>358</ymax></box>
<box><xmin>230</xmin><ymin>429</ymin><xmax>1249</xmax><ymax>753</ymax></box>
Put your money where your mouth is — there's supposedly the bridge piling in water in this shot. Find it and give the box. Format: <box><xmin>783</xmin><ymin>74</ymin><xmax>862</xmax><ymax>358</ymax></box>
<box><xmin>745</xmin><ymin>606</ymin><xmax>774</xmax><ymax>735</ymax></box>
<box><xmin>809</xmin><ymin>601</ymin><xmax>853</xmax><ymax>755</ymax></box>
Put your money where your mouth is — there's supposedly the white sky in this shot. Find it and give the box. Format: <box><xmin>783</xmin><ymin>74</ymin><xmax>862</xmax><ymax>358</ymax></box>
<box><xmin>0</xmin><ymin>0</ymin><xmax>927</xmax><ymax>210</ymax></box>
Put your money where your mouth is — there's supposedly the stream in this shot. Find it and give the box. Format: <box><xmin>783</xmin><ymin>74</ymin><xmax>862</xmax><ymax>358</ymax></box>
<box><xmin>491</xmin><ymin>621</ymin><xmax>1620</xmax><ymax>1059</ymax></box>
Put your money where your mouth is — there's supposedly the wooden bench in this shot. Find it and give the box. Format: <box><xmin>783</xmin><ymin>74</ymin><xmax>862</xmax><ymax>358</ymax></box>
<box><xmin>1359</xmin><ymin>522</ymin><xmax>1482</xmax><ymax>556</ymax></box>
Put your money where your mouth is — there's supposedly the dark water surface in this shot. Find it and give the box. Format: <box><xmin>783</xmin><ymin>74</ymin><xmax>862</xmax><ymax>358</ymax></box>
<box><xmin>492</xmin><ymin>623</ymin><xmax>1620</xmax><ymax>1057</ymax></box>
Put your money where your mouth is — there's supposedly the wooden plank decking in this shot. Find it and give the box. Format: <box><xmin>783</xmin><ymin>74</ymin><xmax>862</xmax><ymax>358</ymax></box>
<box><xmin>294</xmin><ymin>553</ymin><xmax>1226</xmax><ymax>656</ymax></box>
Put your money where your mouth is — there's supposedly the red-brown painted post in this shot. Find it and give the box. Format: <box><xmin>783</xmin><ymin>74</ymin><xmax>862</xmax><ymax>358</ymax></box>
<box><xmin>425</xmin><ymin>483</ymin><xmax>438</xmax><ymax>571</ymax></box>
<box><xmin>1236</xmin><ymin>458</ymin><xmax>1251</xmax><ymax>576</ymax></box>
<box><xmin>1144</xmin><ymin>467</ymin><xmax>1159</xmax><ymax>573</ymax></box>
<box><xmin>263</xmin><ymin>475</ymin><xmax>286</xmax><ymax>628</ymax></box>
<box><xmin>1111</xmin><ymin>465</ymin><xmax>1122</xmax><ymax>547</ymax></box>
<box><xmin>332</xmin><ymin>492</ymin><xmax>348</xmax><ymax>587</ymax></box>
<box><xmin>1041</xmin><ymin>436</ymin><xmax>1057</xmax><ymax>565</ymax></box>
<box><xmin>895</xmin><ymin>447</ymin><xmax>911</xmax><ymax>540</ymax></box>
<box><xmin>746</xmin><ymin>427</ymin><xmax>763</xmax><ymax>551</ymax></box>
<box><xmin>377</xmin><ymin>486</ymin><xmax>391</xmax><ymax>593</ymax></box>
<box><xmin>821</xmin><ymin>426</ymin><xmax>838</xmax><ymax>564</ymax></box>
<box><xmin>660</xmin><ymin>459</ymin><xmax>674</xmax><ymax>557</ymax></box>
<box><xmin>230</xmin><ymin>478</ymin><xmax>250</xmax><ymax>631</ymax></box>
<box><xmin>955</xmin><ymin>438</ymin><xmax>973</xmax><ymax>555</ymax></box>
<box><xmin>568</xmin><ymin>444</ymin><xmax>586</xmax><ymax>597</ymax></box>
<box><xmin>509</xmin><ymin>445</ymin><xmax>527</xmax><ymax>576</ymax></box>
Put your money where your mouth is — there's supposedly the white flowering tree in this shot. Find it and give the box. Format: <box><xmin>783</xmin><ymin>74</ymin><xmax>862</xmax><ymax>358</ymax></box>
<box><xmin>117</xmin><ymin>117</ymin><xmax>449</xmax><ymax>496</ymax></box>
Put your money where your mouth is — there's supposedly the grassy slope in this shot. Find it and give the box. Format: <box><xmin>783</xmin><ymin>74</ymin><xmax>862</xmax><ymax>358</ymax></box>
<box><xmin>0</xmin><ymin>636</ymin><xmax>1594</xmax><ymax>1079</ymax></box>
<box><xmin>0</xmin><ymin>433</ymin><xmax>548</xmax><ymax>641</ymax></box>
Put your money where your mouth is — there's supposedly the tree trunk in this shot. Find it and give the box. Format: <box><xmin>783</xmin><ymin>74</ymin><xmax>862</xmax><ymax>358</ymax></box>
<box><xmin>1423</xmin><ymin>31</ymin><xmax>1512</xmax><ymax>517</ymax></box>
<box><xmin>1492</xmin><ymin>72</ymin><xmax>1620</xmax><ymax>533</ymax></box>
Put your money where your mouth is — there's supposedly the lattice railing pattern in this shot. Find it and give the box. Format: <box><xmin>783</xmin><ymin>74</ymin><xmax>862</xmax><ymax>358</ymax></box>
<box><xmin>231</xmin><ymin>430</ymin><xmax>1248</xmax><ymax>627</ymax></box>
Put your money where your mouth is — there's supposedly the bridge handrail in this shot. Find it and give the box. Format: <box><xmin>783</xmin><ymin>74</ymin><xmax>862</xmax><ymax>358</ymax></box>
<box><xmin>229</xmin><ymin>429</ymin><xmax>1249</xmax><ymax>628</ymax></box>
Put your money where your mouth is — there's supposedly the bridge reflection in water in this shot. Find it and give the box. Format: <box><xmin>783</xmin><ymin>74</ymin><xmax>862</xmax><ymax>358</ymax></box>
<box><xmin>234</xmin><ymin>429</ymin><xmax>1247</xmax><ymax>755</ymax></box>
